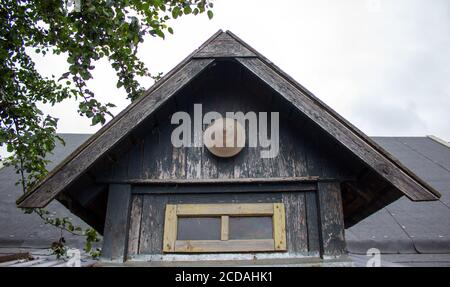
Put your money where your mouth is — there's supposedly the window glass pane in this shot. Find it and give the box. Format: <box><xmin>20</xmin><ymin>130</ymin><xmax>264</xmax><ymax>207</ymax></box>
<box><xmin>229</xmin><ymin>216</ymin><xmax>273</xmax><ymax>240</ymax></box>
<box><xmin>177</xmin><ymin>217</ymin><xmax>221</xmax><ymax>240</ymax></box>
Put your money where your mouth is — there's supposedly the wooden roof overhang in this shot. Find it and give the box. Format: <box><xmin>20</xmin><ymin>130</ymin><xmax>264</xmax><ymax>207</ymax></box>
<box><xmin>17</xmin><ymin>30</ymin><xmax>440</xmax><ymax>229</ymax></box>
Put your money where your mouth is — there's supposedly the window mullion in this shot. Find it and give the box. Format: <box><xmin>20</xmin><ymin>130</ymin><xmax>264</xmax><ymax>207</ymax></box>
<box><xmin>221</xmin><ymin>215</ymin><xmax>229</xmax><ymax>241</ymax></box>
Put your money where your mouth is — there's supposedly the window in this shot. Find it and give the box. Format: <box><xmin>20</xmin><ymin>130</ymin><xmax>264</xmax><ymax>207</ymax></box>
<box><xmin>163</xmin><ymin>203</ymin><xmax>286</xmax><ymax>253</ymax></box>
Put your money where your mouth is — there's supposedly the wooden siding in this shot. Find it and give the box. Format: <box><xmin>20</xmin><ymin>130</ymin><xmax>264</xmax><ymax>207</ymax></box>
<box><xmin>93</xmin><ymin>61</ymin><xmax>363</xmax><ymax>184</ymax></box>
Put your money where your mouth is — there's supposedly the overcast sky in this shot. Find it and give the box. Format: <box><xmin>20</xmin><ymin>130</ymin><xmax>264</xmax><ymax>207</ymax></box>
<box><xmin>15</xmin><ymin>0</ymin><xmax>450</xmax><ymax>143</ymax></box>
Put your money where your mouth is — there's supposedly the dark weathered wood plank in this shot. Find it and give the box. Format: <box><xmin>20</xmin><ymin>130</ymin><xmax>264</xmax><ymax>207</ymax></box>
<box><xmin>168</xmin><ymin>192</ymin><xmax>283</xmax><ymax>205</ymax></box>
<box><xmin>305</xmin><ymin>191</ymin><xmax>320</xmax><ymax>254</ymax></box>
<box><xmin>127</xmin><ymin>194</ymin><xmax>143</xmax><ymax>256</ymax></box>
<box><xmin>282</xmin><ymin>193</ymin><xmax>308</xmax><ymax>253</ymax></box>
<box><xmin>155</xmin><ymin>100</ymin><xmax>178</xmax><ymax>180</ymax></box>
<box><xmin>184</xmin><ymin>86</ymin><xmax>203</xmax><ymax>179</ymax></box>
<box><xmin>122</xmin><ymin>176</ymin><xmax>319</xmax><ymax>184</ymax></box>
<box><xmin>289</xmin><ymin>112</ymin><xmax>309</xmax><ymax>177</ymax></box>
<box><xmin>236</xmin><ymin>57</ymin><xmax>438</xmax><ymax>201</ymax></box>
<box><xmin>19</xmin><ymin>58</ymin><xmax>215</xmax><ymax>208</ymax></box>
<box><xmin>317</xmin><ymin>182</ymin><xmax>346</xmax><ymax>256</ymax></box>
<box><xmin>127</xmin><ymin>134</ymin><xmax>144</xmax><ymax>179</ymax></box>
<box><xmin>142</xmin><ymin>115</ymin><xmax>159</xmax><ymax>179</ymax></box>
<box><xmin>139</xmin><ymin>195</ymin><xmax>168</xmax><ymax>254</ymax></box>
<box><xmin>132</xmin><ymin>181</ymin><xmax>316</xmax><ymax>194</ymax></box>
<box><xmin>101</xmin><ymin>184</ymin><xmax>132</xmax><ymax>262</ymax></box>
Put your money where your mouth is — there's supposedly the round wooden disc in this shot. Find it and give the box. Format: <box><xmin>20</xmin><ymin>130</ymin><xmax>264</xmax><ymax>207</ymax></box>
<box><xmin>203</xmin><ymin>117</ymin><xmax>246</xmax><ymax>158</ymax></box>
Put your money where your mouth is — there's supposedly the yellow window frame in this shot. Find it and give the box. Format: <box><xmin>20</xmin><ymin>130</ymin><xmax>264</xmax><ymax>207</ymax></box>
<box><xmin>162</xmin><ymin>203</ymin><xmax>286</xmax><ymax>253</ymax></box>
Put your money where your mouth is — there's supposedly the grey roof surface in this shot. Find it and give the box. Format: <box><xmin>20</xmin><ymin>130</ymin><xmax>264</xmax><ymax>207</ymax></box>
<box><xmin>0</xmin><ymin>134</ymin><xmax>92</xmax><ymax>249</ymax></box>
<box><xmin>347</xmin><ymin>137</ymin><xmax>450</xmax><ymax>254</ymax></box>
<box><xmin>1</xmin><ymin>134</ymin><xmax>449</xmax><ymax>257</ymax></box>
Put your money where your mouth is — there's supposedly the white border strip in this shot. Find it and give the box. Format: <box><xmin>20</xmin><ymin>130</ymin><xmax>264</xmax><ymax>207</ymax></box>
<box><xmin>427</xmin><ymin>135</ymin><xmax>450</xmax><ymax>149</ymax></box>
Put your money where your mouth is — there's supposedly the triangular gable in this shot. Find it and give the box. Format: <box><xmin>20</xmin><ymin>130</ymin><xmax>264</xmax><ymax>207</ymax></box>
<box><xmin>17</xmin><ymin>30</ymin><xmax>439</xmax><ymax>209</ymax></box>
<box><xmin>193</xmin><ymin>32</ymin><xmax>256</xmax><ymax>58</ymax></box>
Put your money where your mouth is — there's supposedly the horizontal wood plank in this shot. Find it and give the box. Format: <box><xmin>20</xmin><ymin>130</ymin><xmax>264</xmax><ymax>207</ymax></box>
<box><xmin>131</xmin><ymin>178</ymin><xmax>318</xmax><ymax>195</ymax></box>
<box><xmin>127</xmin><ymin>176</ymin><xmax>320</xmax><ymax>185</ymax></box>
<box><xmin>176</xmin><ymin>203</ymin><xmax>274</xmax><ymax>216</ymax></box>
<box><xmin>174</xmin><ymin>239</ymin><xmax>275</xmax><ymax>253</ymax></box>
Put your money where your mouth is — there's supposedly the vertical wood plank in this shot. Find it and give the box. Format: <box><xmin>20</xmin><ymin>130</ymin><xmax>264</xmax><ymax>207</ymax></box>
<box><xmin>127</xmin><ymin>194</ymin><xmax>143</xmax><ymax>256</ymax></box>
<box><xmin>282</xmin><ymin>193</ymin><xmax>308</xmax><ymax>253</ymax></box>
<box><xmin>221</xmin><ymin>215</ymin><xmax>229</xmax><ymax>241</ymax></box>
<box><xmin>304</xmin><ymin>127</ymin><xmax>323</xmax><ymax>177</ymax></box>
<box><xmin>112</xmin><ymin>149</ymin><xmax>129</xmax><ymax>180</ymax></box>
<box><xmin>171</xmin><ymin>93</ymin><xmax>188</xmax><ymax>180</ymax></box>
<box><xmin>172</xmin><ymin>147</ymin><xmax>186</xmax><ymax>178</ymax></box>
<box><xmin>305</xmin><ymin>191</ymin><xmax>321</xmax><ymax>254</ymax></box>
<box><xmin>317</xmin><ymin>181</ymin><xmax>346</xmax><ymax>256</ymax></box>
<box><xmin>142</xmin><ymin>115</ymin><xmax>159</xmax><ymax>179</ymax></box>
<box><xmin>127</xmin><ymin>135</ymin><xmax>144</xmax><ymax>178</ymax></box>
<box><xmin>273</xmin><ymin>203</ymin><xmax>287</xmax><ymax>251</ymax></box>
<box><xmin>101</xmin><ymin>184</ymin><xmax>132</xmax><ymax>262</ymax></box>
<box><xmin>234</xmin><ymin>82</ymin><xmax>255</xmax><ymax>179</ymax></box>
<box><xmin>162</xmin><ymin>204</ymin><xmax>177</xmax><ymax>252</ymax></box>
<box><xmin>139</xmin><ymin>195</ymin><xmax>168</xmax><ymax>254</ymax></box>
<box><xmin>289</xmin><ymin>112</ymin><xmax>309</xmax><ymax>177</ymax></box>
<box><xmin>268</xmin><ymin>97</ymin><xmax>293</xmax><ymax>178</ymax></box>
<box><xmin>155</xmin><ymin>101</ymin><xmax>176</xmax><ymax>180</ymax></box>
<box><xmin>185</xmin><ymin>88</ymin><xmax>203</xmax><ymax>179</ymax></box>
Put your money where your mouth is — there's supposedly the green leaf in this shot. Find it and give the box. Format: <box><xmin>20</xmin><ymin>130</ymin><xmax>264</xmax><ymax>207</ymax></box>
<box><xmin>207</xmin><ymin>10</ymin><xmax>214</xmax><ymax>20</ymax></box>
<box><xmin>184</xmin><ymin>6</ymin><xmax>192</xmax><ymax>15</ymax></box>
<box><xmin>172</xmin><ymin>7</ymin><xmax>181</xmax><ymax>19</ymax></box>
<box><xmin>91</xmin><ymin>114</ymin><xmax>105</xmax><ymax>126</ymax></box>
<box><xmin>168</xmin><ymin>27</ymin><xmax>173</xmax><ymax>34</ymax></box>
<box><xmin>80</xmin><ymin>70</ymin><xmax>91</xmax><ymax>80</ymax></box>
<box><xmin>155</xmin><ymin>29</ymin><xmax>165</xmax><ymax>39</ymax></box>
